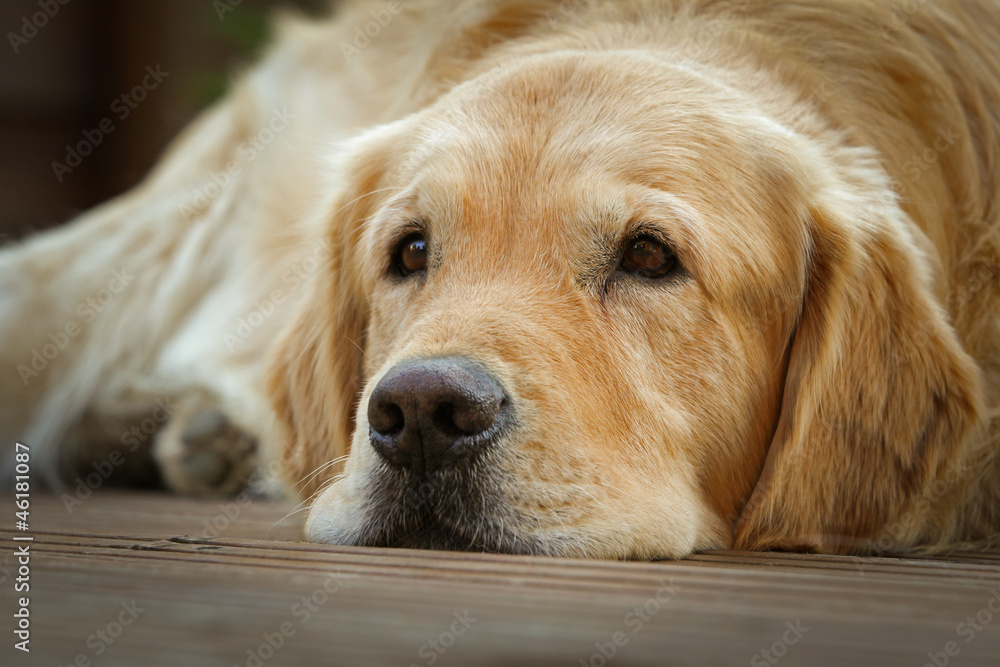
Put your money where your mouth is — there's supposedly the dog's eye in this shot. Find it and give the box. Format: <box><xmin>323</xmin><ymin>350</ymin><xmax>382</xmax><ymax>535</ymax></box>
<box><xmin>393</xmin><ymin>233</ymin><xmax>428</xmax><ymax>276</ymax></box>
<box><xmin>620</xmin><ymin>235</ymin><xmax>678</xmax><ymax>279</ymax></box>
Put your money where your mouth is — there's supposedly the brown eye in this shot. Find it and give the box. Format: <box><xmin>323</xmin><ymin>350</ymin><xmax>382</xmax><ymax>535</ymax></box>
<box><xmin>393</xmin><ymin>233</ymin><xmax>428</xmax><ymax>276</ymax></box>
<box><xmin>621</xmin><ymin>235</ymin><xmax>678</xmax><ymax>279</ymax></box>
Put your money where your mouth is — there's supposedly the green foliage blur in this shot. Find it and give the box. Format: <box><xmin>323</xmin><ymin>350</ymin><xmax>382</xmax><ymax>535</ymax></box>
<box><xmin>185</xmin><ymin>5</ymin><xmax>272</xmax><ymax>109</ymax></box>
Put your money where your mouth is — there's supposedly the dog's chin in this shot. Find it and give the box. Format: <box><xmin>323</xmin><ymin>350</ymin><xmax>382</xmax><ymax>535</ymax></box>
<box><xmin>305</xmin><ymin>462</ymin><xmax>567</xmax><ymax>556</ymax></box>
<box><xmin>367</xmin><ymin>518</ymin><xmax>543</xmax><ymax>554</ymax></box>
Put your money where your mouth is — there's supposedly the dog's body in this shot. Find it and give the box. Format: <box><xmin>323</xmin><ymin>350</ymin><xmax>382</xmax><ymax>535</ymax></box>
<box><xmin>3</xmin><ymin>0</ymin><xmax>999</xmax><ymax>558</ymax></box>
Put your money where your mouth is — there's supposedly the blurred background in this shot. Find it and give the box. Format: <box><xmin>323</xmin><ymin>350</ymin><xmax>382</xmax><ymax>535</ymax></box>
<box><xmin>0</xmin><ymin>0</ymin><xmax>328</xmax><ymax>243</ymax></box>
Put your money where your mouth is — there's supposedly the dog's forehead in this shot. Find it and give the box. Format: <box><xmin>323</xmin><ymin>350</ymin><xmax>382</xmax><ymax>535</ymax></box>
<box><xmin>359</xmin><ymin>52</ymin><xmax>813</xmax><ymax>301</ymax></box>
<box><xmin>399</xmin><ymin>54</ymin><xmax>803</xmax><ymax>218</ymax></box>
<box><xmin>411</xmin><ymin>55</ymin><xmax>707</xmax><ymax>180</ymax></box>
<box><xmin>415</xmin><ymin>53</ymin><xmax>777</xmax><ymax>162</ymax></box>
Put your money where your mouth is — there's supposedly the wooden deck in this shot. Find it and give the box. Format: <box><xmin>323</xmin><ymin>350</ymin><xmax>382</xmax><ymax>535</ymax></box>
<box><xmin>2</xmin><ymin>491</ymin><xmax>998</xmax><ymax>666</ymax></box>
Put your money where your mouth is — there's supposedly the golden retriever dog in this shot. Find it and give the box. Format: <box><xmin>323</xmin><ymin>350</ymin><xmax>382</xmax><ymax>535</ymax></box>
<box><xmin>2</xmin><ymin>0</ymin><xmax>999</xmax><ymax>559</ymax></box>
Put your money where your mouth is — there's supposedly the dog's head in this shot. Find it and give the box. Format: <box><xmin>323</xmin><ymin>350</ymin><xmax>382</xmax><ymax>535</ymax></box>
<box><xmin>270</xmin><ymin>52</ymin><xmax>983</xmax><ymax>558</ymax></box>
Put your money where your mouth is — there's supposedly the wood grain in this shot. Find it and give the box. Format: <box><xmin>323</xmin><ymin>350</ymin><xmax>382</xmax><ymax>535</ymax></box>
<box><xmin>2</xmin><ymin>491</ymin><xmax>998</xmax><ymax>666</ymax></box>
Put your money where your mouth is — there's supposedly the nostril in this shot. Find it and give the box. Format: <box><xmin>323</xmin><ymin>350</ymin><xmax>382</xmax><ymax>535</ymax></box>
<box><xmin>432</xmin><ymin>403</ymin><xmax>460</xmax><ymax>437</ymax></box>
<box><xmin>450</xmin><ymin>398</ymin><xmax>502</xmax><ymax>436</ymax></box>
<box><xmin>430</xmin><ymin>401</ymin><xmax>496</xmax><ymax>439</ymax></box>
<box><xmin>370</xmin><ymin>402</ymin><xmax>404</xmax><ymax>436</ymax></box>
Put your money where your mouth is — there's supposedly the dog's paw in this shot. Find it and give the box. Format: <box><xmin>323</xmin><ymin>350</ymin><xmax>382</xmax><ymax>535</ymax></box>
<box><xmin>154</xmin><ymin>406</ymin><xmax>258</xmax><ymax>497</ymax></box>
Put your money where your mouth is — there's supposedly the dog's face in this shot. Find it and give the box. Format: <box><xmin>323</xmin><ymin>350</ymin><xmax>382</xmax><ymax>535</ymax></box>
<box><xmin>271</xmin><ymin>52</ymin><xmax>982</xmax><ymax>558</ymax></box>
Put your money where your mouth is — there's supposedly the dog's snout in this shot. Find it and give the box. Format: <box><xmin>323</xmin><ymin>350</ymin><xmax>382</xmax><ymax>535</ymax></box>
<box><xmin>368</xmin><ymin>357</ymin><xmax>507</xmax><ymax>473</ymax></box>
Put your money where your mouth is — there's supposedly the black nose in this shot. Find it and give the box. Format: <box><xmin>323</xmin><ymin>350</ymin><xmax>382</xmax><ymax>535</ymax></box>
<box><xmin>367</xmin><ymin>357</ymin><xmax>508</xmax><ymax>474</ymax></box>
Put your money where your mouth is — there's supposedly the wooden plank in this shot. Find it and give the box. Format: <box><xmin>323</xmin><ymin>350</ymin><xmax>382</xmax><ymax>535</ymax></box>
<box><xmin>2</xmin><ymin>491</ymin><xmax>998</xmax><ymax>666</ymax></box>
<box><xmin>27</xmin><ymin>489</ymin><xmax>305</xmax><ymax>541</ymax></box>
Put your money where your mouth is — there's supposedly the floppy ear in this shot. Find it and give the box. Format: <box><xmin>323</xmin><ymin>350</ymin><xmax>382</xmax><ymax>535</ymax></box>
<box><xmin>267</xmin><ymin>129</ymin><xmax>398</xmax><ymax>500</ymax></box>
<box><xmin>734</xmin><ymin>179</ymin><xmax>986</xmax><ymax>553</ymax></box>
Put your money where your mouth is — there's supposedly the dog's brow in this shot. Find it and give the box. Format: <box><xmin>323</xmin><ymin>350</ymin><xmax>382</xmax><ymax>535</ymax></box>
<box><xmin>334</xmin><ymin>186</ymin><xmax>408</xmax><ymax>222</ymax></box>
<box><xmin>645</xmin><ymin>192</ymin><xmax>701</xmax><ymax>227</ymax></box>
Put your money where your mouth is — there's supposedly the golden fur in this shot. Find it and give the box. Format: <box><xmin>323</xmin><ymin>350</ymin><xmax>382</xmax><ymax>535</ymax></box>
<box><xmin>3</xmin><ymin>0</ymin><xmax>999</xmax><ymax>558</ymax></box>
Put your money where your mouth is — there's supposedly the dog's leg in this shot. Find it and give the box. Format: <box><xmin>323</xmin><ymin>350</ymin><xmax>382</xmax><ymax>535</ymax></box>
<box><xmin>0</xmin><ymin>83</ymin><xmax>305</xmax><ymax>492</ymax></box>
<box><xmin>150</xmin><ymin>395</ymin><xmax>259</xmax><ymax>497</ymax></box>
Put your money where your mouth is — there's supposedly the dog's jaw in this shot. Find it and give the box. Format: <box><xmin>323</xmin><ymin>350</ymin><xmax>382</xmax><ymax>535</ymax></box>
<box><xmin>304</xmin><ymin>431</ymin><xmax>730</xmax><ymax>559</ymax></box>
